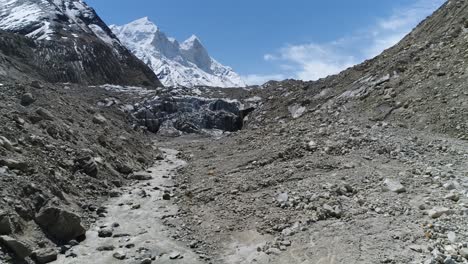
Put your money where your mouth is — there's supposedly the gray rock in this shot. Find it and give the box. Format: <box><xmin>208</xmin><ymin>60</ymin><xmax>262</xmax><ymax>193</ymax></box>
<box><xmin>443</xmin><ymin>181</ymin><xmax>458</xmax><ymax>190</ymax></box>
<box><xmin>0</xmin><ymin>212</ymin><xmax>13</xmax><ymax>235</ymax></box>
<box><xmin>116</xmin><ymin>163</ymin><xmax>133</xmax><ymax>174</ymax></box>
<box><xmin>265</xmin><ymin>248</ymin><xmax>281</xmax><ymax>255</ymax></box>
<box><xmin>97</xmin><ymin>245</ymin><xmax>115</xmax><ymax>251</ymax></box>
<box><xmin>113</xmin><ymin>252</ymin><xmax>126</xmax><ymax>260</ymax></box>
<box><xmin>382</xmin><ymin>178</ymin><xmax>406</xmax><ymax>193</ymax></box>
<box><xmin>460</xmin><ymin>248</ymin><xmax>468</xmax><ymax>259</ymax></box>
<box><xmin>444</xmin><ymin>192</ymin><xmax>460</xmax><ymax>201</ymax></box>
<box><xmin>276</xmin><ymin>193</ymin><xmax>289</xmax><ymax>203</ymax></box>
<box><xmin>306</xmin><ymin>140</ymin><xmax>318</xmax><ymax>151</ymax></box>
<box><xmin>0</xmin><ymin>136</ymin><xmax>14</xmax><ymax>151</ymax></box>
<box><xmin>288</xmin><ymin>104</ymin><xmax>306</xmax><ymax>119</ymax></box>
<box><xmin>36</xmin><ymin>108</ymin><xmax>54</xmax><ymax>120</ymax></box>
<box><xmin>92</xmin><ymin>114</ymin><xmax>107</xmax><ymax>125</ymax></box>
<box><xmin>169</xmin><ymin>251</ymin><xmax>181</xmax><ymax>259</ymax></box>
<box><xmin>74</xmin><ymin>156</ymin><xmax>98</xmax><ymax>177</ymax></box>
<box><xmin>0</xmin><ymin>235</ymin><xmax>32</xmax><ymax>259</ymax></box>
<box><xmin>409</xmin><ymin>245</ymin><xmax>424</xmax><ymax>253</ymax></box>
<box><xmin>32</xmin><ymin>248</ymin><xmax>58</xmax><ymax>264</ymax></box>
<box><xmin>444</xmin><ymin>257</ymin><xmax>456</xmax><ymax>264</ymax></box>
<box><xmin>0</xmin><ymin>159</ymin><xmax>28</xmax><ymax>172</ymax></box>
<box><xmin>447</xmin><ymin>231</ymin><xmax>456</xmax><ymax>243</ymax></box>
<box><xmin>428</xmin><ymin>207</ymin><xmax>452</xmax><ymax>219</ymax></box>
<box><xmin>20</xmin><ymin>93</ymin><xmax>35</xmax><ymax>106</ymax></box>
<box><xmin>162</xmin><ymin>193</ymin><xmax>171</xmax><ymax>200</ymax></box>
<box><xmin>130</xmin><ymin>172</ymin><xmax>153</xmax><ymax>181</ymax></box>
<box><xmin>141</xmin><ymin>258</ymin><xmax>153</xmax><ymax>263</ymax></box>
<box><xmin>98</xmin><ymin>228</ymin><xmax>113</xmax><ymax>238</ymax></box>
<box><xmin>35</xmin><ymin>207</ymin><xmax>86</xmax><ymax>243</ymax></box>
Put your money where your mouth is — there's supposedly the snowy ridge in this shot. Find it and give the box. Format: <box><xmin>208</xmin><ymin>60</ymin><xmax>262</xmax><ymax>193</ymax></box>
<box><xmin>0</xmin><ymin>0</ymin><xmax>121</xmax><ymax>46</ymax></box>
<box><xmin>0</xmin><ymin>0</ymin><xmax>162</xmax><ymax>87</ymax></box>
<box><xmin>111</xmin><ymin>17</ymin><xmax>246</xmax><ymax>88</ymax></box>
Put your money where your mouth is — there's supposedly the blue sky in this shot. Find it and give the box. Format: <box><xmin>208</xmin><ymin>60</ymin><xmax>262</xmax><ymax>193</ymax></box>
<box><xmin>87</xmin><ymin>0</ymin><xmax>445</xmax><ymax>84</ymax></box>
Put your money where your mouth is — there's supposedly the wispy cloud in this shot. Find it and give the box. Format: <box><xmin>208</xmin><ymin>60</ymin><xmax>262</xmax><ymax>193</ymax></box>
<box><xmin>254</xmin><ymin>0</ymin><xmax>445</xmax><ymax>83</ymax></box>
<box><xmin>242</xmin><ymin>74</ymin><xmax>286</xmax><ymax>85</ymax></box>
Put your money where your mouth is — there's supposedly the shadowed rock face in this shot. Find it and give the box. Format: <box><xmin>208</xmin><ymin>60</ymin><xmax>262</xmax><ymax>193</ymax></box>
<box><xmin>0</xmin><ymin>31</ymin><xmax>161</xmax><ymax>86</ymax></box>
<box><xmin>0</xmin><ymin>0</ymin><xmax>162</xmax><ymax>87</ymax></box>
<box><xmin>133</xmin><ymin>96</ymin><xmax>250</xmax><ymax>134</ymax></box>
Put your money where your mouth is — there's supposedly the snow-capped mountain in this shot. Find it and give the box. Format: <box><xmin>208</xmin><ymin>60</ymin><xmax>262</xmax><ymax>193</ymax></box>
<box><xmin>110</xmin><ymin>17</ymin><xmax>246</xmax><ymax>88</ymax></box>
<box><xmin>0</xmin><ymin>0</ymin><xmax>117</xmax><ymax>44</ymax></box>
<box><xmin>0</xmin><ymin>0</ymin><xmax>161</xmax><ymax>86</ymax></box>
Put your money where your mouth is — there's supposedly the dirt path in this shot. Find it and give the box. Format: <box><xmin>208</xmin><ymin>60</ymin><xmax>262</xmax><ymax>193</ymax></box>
<box><xmin>56</xmin><ymin>148</ymin><xmax>203</xmax><ymax>264</ymax></box>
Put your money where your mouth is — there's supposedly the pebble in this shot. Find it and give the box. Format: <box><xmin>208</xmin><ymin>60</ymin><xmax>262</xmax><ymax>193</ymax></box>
<box><xmin>98</xmin><ymin>228</ymin><xmax>113</xmax><ymax>238</ymax></box>
<box><xmin>140</xmin><ymin>258</ymin><xmax>152</xmax><ymax>264</ymax></box>
<box><xmin>447</xmin><ymin>231</ymin><xmax>457</xmax><ymax>243</ymax></box>
<box><xmin>382</xmin><ymin>178</ymin><xmax>406</xmax><ymax>193</ymax></box>
<box><xmin>162</xmin><ymin>193</ymin><xmax>171</xmax><ymax>200</ymax></box>
<box><xmin>97</xmin><ymin>245</ymin><xmax>115</xmax><ymax>251</ymax></box>
<box><xmin>113</xmin><ymin>252</ymin><xmax>126</xmax><ymax>260</ymax></box>
<box><xmin>169</xmin><ymin>251</ymin><xmax>181</xmax><ymax>259</ymax></box>
<box><xmin>428</xmin><ymin>207</ymin><xmax>452</xmax><ymax>219</ymax></box>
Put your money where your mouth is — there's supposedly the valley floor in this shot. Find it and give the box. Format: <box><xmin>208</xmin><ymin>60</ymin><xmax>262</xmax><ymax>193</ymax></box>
<box><xmin>155</xmin><ymin>128</ymin><xmax>467</xmax><ymax>264</ymax></box>
<box><xmin>58</xmin><ymin>123</ymin><xmax>468</xmax><ymax>264</ymax></box>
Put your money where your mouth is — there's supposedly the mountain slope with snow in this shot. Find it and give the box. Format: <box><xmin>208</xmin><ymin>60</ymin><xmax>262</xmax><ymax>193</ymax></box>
<box><xmin>0</xmin><ymin>0</ymin><xmax>162</xmax><ymax>86</ymax></box>
<box><xmin>110</xmin><ymin>18</ymin><xmax>246</xmax><ymax>88</ymax></box>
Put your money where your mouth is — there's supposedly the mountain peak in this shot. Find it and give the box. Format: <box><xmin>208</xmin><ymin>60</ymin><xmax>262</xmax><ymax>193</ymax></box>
<box><xmin>181</xmin><ymin>34</ymin><xmax>203</xmax><ymax>50</ymax></box>
<box><xmin>112</xmin><ymin>21</ymin><xmax>246</xmax><ymax>88</ymax></box>
<box><xmin>124</xmin><ymin>17</ymin><xmax>159</xmax><ymax>33</ymax></box>
<box><xmin>186</xmin><ymin>34</ymin><xmax>201</xmax><ymax>43</ymax></box>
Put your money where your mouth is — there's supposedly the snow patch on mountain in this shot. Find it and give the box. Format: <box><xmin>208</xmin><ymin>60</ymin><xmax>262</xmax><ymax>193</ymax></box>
<box><xmin>111</xmin><ymin>18</ymin><xmax>246</xmax><ymax>88</ymax></box>
<box><xmin>0</xmin><ymin>0</ymin><xmax>121</xmax><ymax>46</ymax></box>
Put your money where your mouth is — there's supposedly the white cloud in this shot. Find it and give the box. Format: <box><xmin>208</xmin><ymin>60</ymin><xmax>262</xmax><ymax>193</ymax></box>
<box><xmin>260</xmin><ymin>0</ymin><xmax>445</xmax><ymax>82</ymax></box>
<box><xmin>273</xmin><ymin>43</ymin><xmax>357</xmax><ymax>81</ymax></box>
<box><xmin>242</xmin><ymin>74</ymin><xmax>286</xmax><ymax>85</ymax></box>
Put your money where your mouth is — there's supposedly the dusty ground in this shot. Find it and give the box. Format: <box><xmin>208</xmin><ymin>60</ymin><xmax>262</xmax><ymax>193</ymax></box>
<box><xmin>157</xmin><ymin>123</ymin><xmax>467</xmax><ymax>264</ymax></box>
<box><xmin>1</xmin><ymin>1</ymin><xmax>468</xmax><ymax>264</ymax></box>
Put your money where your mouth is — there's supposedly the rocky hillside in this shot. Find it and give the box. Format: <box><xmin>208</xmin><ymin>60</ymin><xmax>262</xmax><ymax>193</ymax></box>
<box><xmin>0</xmin><ymin>75</ymin><xmax>162</xmax><ymax>263</ymax></box>
<box><xmin>111</xmin><ymin>17</ymin><xmax>246</xmax><ymax>88</ymax></box>
<box><xmin>144</xmin><ymin>1</ymin><xmax>467</xmax><ymax>263</ymax></box>
<box><xmin>0</xmin><ymin>0</ymin><xmax>162</xmax><ymax>87</ymax></box>
<box><xmin>0</xmin><ymin>0</ymin><xmax>467</xmax><ymax>264</ymax></box>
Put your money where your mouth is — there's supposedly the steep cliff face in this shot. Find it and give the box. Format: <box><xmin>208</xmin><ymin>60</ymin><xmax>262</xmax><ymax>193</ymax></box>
<box><xmin>0</xmin><ymin>0</ymin><xmax>162</xmax><ymax>87</ymax></box>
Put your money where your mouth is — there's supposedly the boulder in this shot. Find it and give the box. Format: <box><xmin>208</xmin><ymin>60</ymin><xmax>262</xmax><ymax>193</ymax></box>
<box><xmin>35</xmin><ymin>207</ymin><xmax>86</xmax><ymax>243</ymax></box>
<box><xmin>113</xmin><ymin>252</ymin><xmax>126</xmax><ymax>260</ymax></box>
<box><xmin>92</xmin><ymin>114</ymin><xmax>107</xmax><ymax>125</ymax></box>
<box><xmin>98</xmin><ymin>228</ymin><xmax>113</xmax><ymax>238</ymax></box>
<box><xmin>288</xmin><ymin>104</ymin><xmax>306</xmax><ymax>119</ymax></box>
<box><xmin>20</xmin><ymin>93</ymin><xmax>35</xmax><ymax>106</ymax></box>
<box><xmin>32</xmin><ymin>248</ymin><xmax>58</xmax><ymax>264</ymax></box>
<box><xmin>35</xmin><ymin>108</ymin><xmax>55</xmax><ymax>120</ymax></box>
<box><xmin>74</xmin><ymin>156</ymin><xmax>98</xmax><ymax>177</ymax></box>
<box><xmin>129</xmin><ymin>172</ymin><xmax>153</xmax><ymax>181</ymax></box>
<box><xmin>0</xmin><ymin>235</ymin><xmax>32</xmax><ymax>259</ymax></box>
<box><xmin>0</xmin><ymin>136</ymin><xmax>14</xmax><ymax>151</ymax></box>
<box><xmin>0</xmin><ymin>159</ymin><xmax>28</xmax><ymax>172</ymax></box>
<box><xmin>0</xmin><ymin>212</ymin><xmax>13</xmax><ymax>235</ymax></box>
<box><xmin>428</xmin><ymin>207</ymin><xmax>453</xmax><ymax>219</ymax></box>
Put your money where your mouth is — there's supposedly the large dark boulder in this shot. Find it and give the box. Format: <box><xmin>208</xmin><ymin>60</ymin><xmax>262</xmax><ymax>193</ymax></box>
<box><xmin>35</xmin><ymin>207</ymin><xmax>86</xmax><ymax>243</ymax></box>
